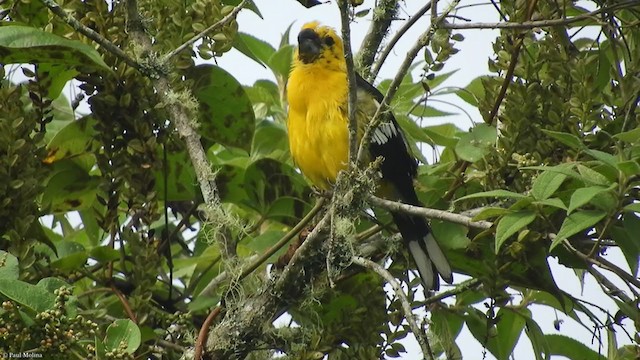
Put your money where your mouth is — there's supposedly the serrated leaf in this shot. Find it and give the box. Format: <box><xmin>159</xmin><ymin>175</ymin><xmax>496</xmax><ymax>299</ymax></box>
<box><xmin>544</xmin><ymin>334</ymin><xmax>605</xmax><ymax>360</ymax></box>
<box><xmin>550</xmin><ymin>210</ymin><xmax>607</xmax><ymax>250</ymax></box>
<box><xmin>531</xmin><ymin>171</ymin><xmax>567</xmax><ymax>200</ymax></box>
<box><xmin>495</xmin><ymin>211</ymin><xmax>536</xmax><ymax>252</ymax></box>
<box><xmin>0</xmin><ymin>26</ymin><xmax>109</xmax><ymax>70</ymax></box>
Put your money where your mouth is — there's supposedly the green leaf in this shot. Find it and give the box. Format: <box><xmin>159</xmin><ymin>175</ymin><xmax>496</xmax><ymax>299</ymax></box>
<box><xmin>0</xmin><ymin>251</ymin><xmax>19</xmax><ymax>280</ymax></box>
<box><xmin>104</xmin><ymin>319</ymin><xmax>142</xmax><ymax>354</ymax></box>
<box><xmin>533</xmin><ymin>198</ymin><xmax>567</xmax><ymax>211</ymax></box>
<box><xmin>584</xmin><ymin>149</ymin><xmax>617</xmax><ymax>168</ymax></box>
<box><xmin>495</xmin><ymin>211</ymin><xmax>536</xmax><ymax>252</ymax></box>
<box><xmin>42</xmin><ymin>166</ymin><xmax>99</xmax><ymax>213</ymax></box>
<box><xmin>540</xmin><ymin>129</ymin><xmax>584</xmax><ymax>150</ymax></box>
<box><xmin>616</xmin><ymin>160</ymin><xmax>640</xmax><ymax>177</ymax></box>
<box><xmin>408</xmin><ymin>104</ymin><xmax>455</xmax><ymax>117</ymax></box>
<box><xmin>610</xmin><ymin>213</ymin><xmax>640</xmax><ymax>277</ymax></box>
<box><xmin>521</xmin><ymin>313</ymin><xmax>550</xmax><ymax>360</ymax></box>
<box><xmin>36</xmin><ymin>278</ymin><xmax>69</xmax><ymax>294</ymax></box>
<box><xmin>51</xmin><ymin>241</ymin><xmax>88</xmax><ymax>271</ymax></box>
<box><xmin>154</xmin><ymin>149</ymin><xmax>197</xmax><ymax>201</ymax></box>
<box><xmin>267</xmin><ymin>44</ymin><xmax>294</xmax><ymax>81</ymax></box>
<box><xmin>495</xmin><ymin>308</ymin><xmax>526</xmax><ymax>360</ymax></box>
<box><xmin>576</xmin><ymin>164</ymin><xmax>611</xmax><ymax>186</ymax></box>
<box><xmin>544</xmin><ymin>334</ymin><xmax>605</xmax><ymax>360</ymax></box>
<box><xmin>423</xmin><ymin>123</ymin><xmax>461</xmax><ymax>147</ymax></box>
<box><xmin>0</xmin><ymin>25</ymin><xmax>109</xmax><ymax>70</ymax></box>
<box><xmin>0</xmin><ymin>279</ymin><xmax>56</xmax><ymax>312</ymax></box>
<box><xmin>457</xmin><ymin>189</ymin><xmax>528</xmax><ymax>201</ymax></box>
<box><xmin>531</xmin><ymin>171</ymin><xmax>567</xmax><ymax>200</ymax></box>
<box><xmin>471</xmin><ymin>207</ymin><xmax>510</xmax><ymax>221</ymax></box>
<box><xmin>567</xmin><ymin>186</ymin><xmax>610</xmax><ymax>214</ymax></box>
<box><xmin>623</xmin><ymin>203</ymin><xmax>640</xmax><ymax>213</ymax></box>
<box><xmin>244</xmin><ymin>230</ymin><xmax>286</xmax><ymax>258</ymax></box>
<box><xmin>38</xmin><ymin>63</ymin><xmax>79</xmax><ymax>99</ymax></box>
<box><xmin>455</xmin><ymin>76</ymin><xmax>490</xmax><ymax>106</ymax></box>
<box><xmin>613</xmin><ymin>127</ymin><xmax>640</xmax><ymax>143</ymax></box>
<box><xmin>184</xmin><ymin>64</ymin><xmax>255</xmax><ymax>151</ymax></box>
<box><xmin>426</xmin><ymin>69</ymin><xmax>458</xmax><ymax>89</ymax></box>
<box><xmin>455</xmin><ymin>123</ymin><xmax>497</xmax><ymax>162</ymax></box>
<box><xmin>43</xmin><ymin>116</ymin><xmax>98</xmax><ymax>172</ymax></box>
<box><xmin>90</xmin><ymin>246</ymin><xmax>121</xmax><ymax>263</ymax></box>
<box><xmin>431</xmin><ymin>220</ymin><xmax>470</xmax><ymax>249</ymax></box>
<box><xmin>550</xmin><ymin>210</ymin><xmax>607</xmax><ymax>250</ymax></box>
<box><xmin>232</xmin><ymin>32</ymin><xmax>275</xmax><ymax>67</ymax></box>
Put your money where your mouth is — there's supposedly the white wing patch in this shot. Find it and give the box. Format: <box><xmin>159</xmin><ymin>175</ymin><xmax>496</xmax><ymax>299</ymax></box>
<box><xmin>372</xmin><ymin>122</ymin><xmax>399</xmax><ymax>145</ymax></box>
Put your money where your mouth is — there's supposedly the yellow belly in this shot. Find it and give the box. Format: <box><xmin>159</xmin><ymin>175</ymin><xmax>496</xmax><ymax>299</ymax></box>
<box><xmin>287</xmin><ymin>68</ymin><xmax>349</xmax><ymax>189</ymax></box>
<box><xmin>289</xmin><ymin>107</ymin><xmax>349</xmax><ymax>189</ymax></box>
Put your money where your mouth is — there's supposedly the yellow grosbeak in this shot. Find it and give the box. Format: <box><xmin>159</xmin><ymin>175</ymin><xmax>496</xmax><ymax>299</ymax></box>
<box><xmin>286</xmin><ymin>22</ymin><xmax>452</xmax><ymax>291</ymax></box>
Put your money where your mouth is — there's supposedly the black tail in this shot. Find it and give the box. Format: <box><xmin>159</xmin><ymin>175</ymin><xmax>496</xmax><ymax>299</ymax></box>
<box><xmin>391</xmin><ymin>212</ymin><xmax>453</xmax><ymax>292</ymax></box>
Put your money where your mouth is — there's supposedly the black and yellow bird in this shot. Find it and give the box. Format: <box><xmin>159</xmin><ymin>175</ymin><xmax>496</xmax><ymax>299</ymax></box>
<box><xmin>287</xmin><ymin>22</ymin><xmax>453</xmax><ymax>291</ymax></box>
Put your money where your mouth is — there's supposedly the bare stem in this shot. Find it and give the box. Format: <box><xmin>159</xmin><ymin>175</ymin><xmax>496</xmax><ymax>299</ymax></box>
<box><xmin>338</xmin><ymin>0</ymin><xmax>359</xmax><ymax>166</ymax></box>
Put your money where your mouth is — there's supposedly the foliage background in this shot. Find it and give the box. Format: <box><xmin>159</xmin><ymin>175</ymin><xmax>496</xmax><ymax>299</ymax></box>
<box><xmin>0</xmin><ymin>0</ymin><xmax>639</xmax><ymax>359</ymax></box>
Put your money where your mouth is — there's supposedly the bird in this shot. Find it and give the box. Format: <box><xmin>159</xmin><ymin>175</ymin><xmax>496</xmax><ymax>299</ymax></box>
<box><xmin>286</xmin><ymin>21</ymin><xmax>453</xmax><ymax>291</ymax></box>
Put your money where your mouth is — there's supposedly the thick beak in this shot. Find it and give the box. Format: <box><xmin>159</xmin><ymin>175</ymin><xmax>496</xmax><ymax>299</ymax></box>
<box><xmin>297</xmin><ymin>28</ymin><xmax>321</xmax><ymax>63</ymax></box>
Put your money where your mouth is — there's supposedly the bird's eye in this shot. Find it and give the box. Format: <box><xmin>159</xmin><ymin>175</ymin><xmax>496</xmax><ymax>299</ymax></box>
<box><xmin>324</xmin><ymin>36</ymin><xmax>335</xmax><ymax>46</ymax></box>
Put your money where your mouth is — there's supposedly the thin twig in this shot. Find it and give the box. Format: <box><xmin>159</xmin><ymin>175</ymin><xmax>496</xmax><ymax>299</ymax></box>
<box><xmin>352</xmin><ymin>256</ymin><xmax>435</xmax><ymax>360</ymax></box>
<box><xmin>368</xmin><ymin>195</ymin><xmax>492</xmax><ymax>230</ymax></box>
<box><xmin>163</xmin><ymin>0</ymin><xmax>248</xmax><ymax>61</ymax></box>
<box><xmin>370</xmin><ymin>2</ymin><xmax>432</xmax><ymax>81</ymax></box>
<box><xmin>424</xmin><ymin>278</ymin><xmax>481</xmax><ymax>305</ymax></box>
<box><xmin>194</xmin><ymin>306</ymin><xmax>223</xmax><ymax>360</ymax></box>
<box><xmin>441</xmin><ymin>1</ymin><xmax>638</xmax><ymax>30</ymax></box>
<box><xmin>338</xmin><ymin>0</ymin><xmax>359</xmax><ymax>166</ymax></box>
<box><xmin>39</xmin><ymin>0</ymin><xmax>142</xmax><ymax>71</ymax></box>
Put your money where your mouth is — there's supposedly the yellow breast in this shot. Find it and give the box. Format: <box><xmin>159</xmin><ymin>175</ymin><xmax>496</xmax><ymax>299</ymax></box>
<box><xmin>287</xmin><ymin>64</ymin><xmax>348</xmax><ymax>189</ymax></box>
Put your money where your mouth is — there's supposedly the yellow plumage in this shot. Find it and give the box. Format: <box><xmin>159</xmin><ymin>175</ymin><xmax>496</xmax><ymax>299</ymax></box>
<box><xmin>287</xmin><ymin>22</ymin><xmax>350</xmax><ymax>189</ymax></box>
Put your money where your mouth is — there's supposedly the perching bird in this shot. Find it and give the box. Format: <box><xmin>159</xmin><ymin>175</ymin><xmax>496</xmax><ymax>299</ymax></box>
<box><xmin>286</xmin><ymin>22</ymin><xmax>453</xmax><ymax>291</ymax></box>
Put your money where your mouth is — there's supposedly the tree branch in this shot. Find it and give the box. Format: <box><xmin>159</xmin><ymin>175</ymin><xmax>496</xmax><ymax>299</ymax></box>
<box><xmin>368</xmin><ymin>195</ymin><xmax>492</xmax><ymax>230</ymax></box>
<box><xmin>352</xmin><ymin>256</ymin><xmax>435</xmax><ymax>360</ymax></box>
<box><xmin>355</xmin><ymin>0</ymin><xmax>398</xmax><ymax>79</ymax></box>
<box><xmin>440</xmin><ymin>1</ymin><xmax>637</xmax><ymax>30</ymax></box>
<box><xmin>338</xmin><ymin>1</ymin><xmax>359</xmax><ymax>166</ymax></box>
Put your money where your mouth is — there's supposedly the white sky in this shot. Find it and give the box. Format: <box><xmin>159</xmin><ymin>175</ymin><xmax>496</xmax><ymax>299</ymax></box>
<box><xmin>213</xmin><ymin>1</ymin><xmax>635</xmax><ymax>359</ymax></box>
